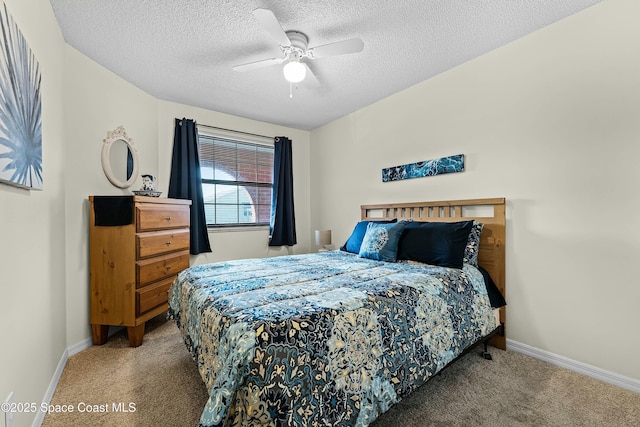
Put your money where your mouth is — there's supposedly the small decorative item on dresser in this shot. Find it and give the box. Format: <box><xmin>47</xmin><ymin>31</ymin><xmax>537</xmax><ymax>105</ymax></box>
<box><xmin>315</xmin><ymin>229</ymin><xmax>332</xmax><ymax>252</ymax></box>
<box><xmin>141</xmin><ymin>174</ymin><xmax>156</xmax><ymax>190</ymax></box>
<box><xmin>132</xmin><ymin>174</ymin><xmax>162</xmax><ymax>197</ymax></box>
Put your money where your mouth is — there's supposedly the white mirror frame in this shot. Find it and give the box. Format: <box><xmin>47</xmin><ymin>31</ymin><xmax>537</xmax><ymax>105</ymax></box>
<box><xmin>101</xmin><ymin>126</ymin><xmax>139</xmax><ymax>189</ymax></box>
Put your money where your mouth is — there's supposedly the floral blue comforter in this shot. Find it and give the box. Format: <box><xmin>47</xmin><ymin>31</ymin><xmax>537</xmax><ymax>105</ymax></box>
<box><xmin>168</xmin><ymin>251</ymin><xmax>496</xmax><ymax>427</ymax></box>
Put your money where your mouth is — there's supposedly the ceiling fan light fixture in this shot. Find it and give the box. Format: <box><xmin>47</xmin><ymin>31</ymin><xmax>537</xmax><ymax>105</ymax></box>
<box><xmin>283</xmin><ymin>60</ymin><xmax>306</xmax><ymax>83</ymax></box>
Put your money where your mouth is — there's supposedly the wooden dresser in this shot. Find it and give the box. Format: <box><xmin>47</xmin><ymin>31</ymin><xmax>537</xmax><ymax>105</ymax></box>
<box><xmin>89</xmin><ymin>196</ymin><xmax>191</xmax><ymax>347</ymax></box>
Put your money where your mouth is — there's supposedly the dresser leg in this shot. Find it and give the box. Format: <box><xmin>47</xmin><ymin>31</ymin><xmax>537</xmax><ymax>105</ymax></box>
<box><xmin>127</xmin><ymin>324</ymin><xmax>145</xmax><ymax>347</ymax></box>
<box><xmin>91</xmin><ymin>324</ymin><xmax>109</xmax><ymax>345</ymax></box>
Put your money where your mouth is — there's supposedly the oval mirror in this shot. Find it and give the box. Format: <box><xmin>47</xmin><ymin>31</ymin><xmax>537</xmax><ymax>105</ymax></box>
<box><xmin>101</xmin><ymin>126</ymin><xmax>139</xmax><ymax>188</ymax></box>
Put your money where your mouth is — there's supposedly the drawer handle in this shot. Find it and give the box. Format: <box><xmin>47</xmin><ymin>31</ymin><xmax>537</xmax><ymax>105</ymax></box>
<box><xmin>166</xmin><ymin>216</ymin><xmax>172</xmax><ymax>221</ymax></box>
<box><xmin>165</xmin><ymin>241</ymin><xmax>172</xmax><ymax>246</ymax></box>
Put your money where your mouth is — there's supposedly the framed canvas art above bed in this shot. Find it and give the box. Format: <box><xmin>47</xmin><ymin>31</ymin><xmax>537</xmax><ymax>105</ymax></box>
<box><xmin>169</xmin><ymin>197</ymin><xmax>506</xmax><ymax>426</ymax></box>
<box><xmin>381</xmin><ymin>154</ymin><xmax>464</xmax><ymax>183</ymax></box>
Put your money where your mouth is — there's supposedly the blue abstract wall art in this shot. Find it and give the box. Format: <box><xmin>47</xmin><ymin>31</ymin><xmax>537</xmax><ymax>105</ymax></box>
<box><xmin>382</xmin><ymin>154</ymin><xmax>464</xmax><ymax>182</ymax></box>
<box><xmin>0</xmin><ymin>2</ymin><xmax>42</xmax><ymax>190</ymax></box>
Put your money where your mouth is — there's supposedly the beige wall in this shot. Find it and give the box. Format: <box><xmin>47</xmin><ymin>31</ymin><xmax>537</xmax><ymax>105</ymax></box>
<box><xmin>0</xmin><ymin>1</ymin><xmax>66</xmax><ymax>426</ymax></box>
<box><xmin>310</xmin><ymin>0</ymin><xmax>640</xmax><ymax>381</ymax></box>
<box><xmin>62</xmin><ymin>45</ymin><xmax>159</xmax><ymax>346</ymax></box>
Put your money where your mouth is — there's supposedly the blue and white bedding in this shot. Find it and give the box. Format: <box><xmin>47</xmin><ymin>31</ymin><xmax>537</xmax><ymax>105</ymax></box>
<box><xmin>168</xmin><ymin>250</ymin><xmax>497</xmax><ymax>427</ymax></box>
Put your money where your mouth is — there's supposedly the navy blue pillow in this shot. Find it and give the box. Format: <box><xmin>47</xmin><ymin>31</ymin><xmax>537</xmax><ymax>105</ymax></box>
<box><xmin>340</xmin><ymin>219</ymin><xmax>397</xmax><ymax>254</ymax></box>
<box><xmin>397</xmin><ymin>221</ymin><xmax>474</xmax><ymax>269</ymax></box>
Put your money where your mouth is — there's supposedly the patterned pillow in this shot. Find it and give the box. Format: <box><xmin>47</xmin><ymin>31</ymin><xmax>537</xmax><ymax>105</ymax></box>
<box><xmin>463</xmin><ymin>220</ymin><xmax>484</xmax><ymax>266</ymax></box>
<box><xmin>358</xmin><ymin>221</ymin><xmax>407</xmax><ymax>262</ymax></box>
<box><xmin>340</xmin><ymin>219</ymin><xmax>398</xmax><ymax>254</ymax></box>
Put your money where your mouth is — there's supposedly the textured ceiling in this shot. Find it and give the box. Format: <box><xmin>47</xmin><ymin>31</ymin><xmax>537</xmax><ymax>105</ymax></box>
<box><xmin>49</xmin><ymin>0</ymin><xmax>602</xmax><ymax>131</ymax></box>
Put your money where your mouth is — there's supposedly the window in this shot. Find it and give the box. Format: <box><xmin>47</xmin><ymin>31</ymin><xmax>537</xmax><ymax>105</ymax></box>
<box><xmin>198</xmin><ymin>132</ymin><xmax>274</xmax><ymax>227</ymax></box>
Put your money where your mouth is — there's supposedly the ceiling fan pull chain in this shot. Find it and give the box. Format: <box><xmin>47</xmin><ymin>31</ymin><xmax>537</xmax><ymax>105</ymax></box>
<box><xmin>290</xmin><ymin>82</ymin><xmax>293</xmax><ymax>99</ymax></box>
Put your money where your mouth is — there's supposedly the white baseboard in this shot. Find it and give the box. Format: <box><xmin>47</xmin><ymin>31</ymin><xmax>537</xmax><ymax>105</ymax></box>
<box><xmin>32</xmin><ymin>349</ymin><xmax>67</xmax><ymax>427</ymax></box>
<box><xmin>67</xmin><ymin>337</ymin><xmax>93</xmax><ymax>357</ymax></box>
<box><xmin>32</xmin><ymin>338</ymin><xmax>93</xmax><ymax>426</ymax></box>
<box><xmin>507</xmin><ymin>339</ymin><xmax>640</xmax><ymax>394</ymax></box>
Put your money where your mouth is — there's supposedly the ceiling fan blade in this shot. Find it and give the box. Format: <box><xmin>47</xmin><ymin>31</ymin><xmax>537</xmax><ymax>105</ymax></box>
<box><xmin>308</xmin><ymin>38</ymin><xmax>364</xmax><ymax>59</ymax></box>
<box><xmin>303</xmin><ymin>63</ymin><xmax>320</xmax><ymax>86</ymax></box>
<box><xmin>252</xmin><ymin>8</ymin><xmax>291</xmax><ymax>47</ymax></box>
<box><xmin>233</xmin><ymin>57</ymin><xmax>285</xmax><ymax>72</ymax></box>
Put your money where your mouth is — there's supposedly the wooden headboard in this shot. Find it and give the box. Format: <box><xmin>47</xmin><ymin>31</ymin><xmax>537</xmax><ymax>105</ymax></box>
<box><xmin>360</xmin><ymin>197</ymin><xmax>506</xmax><ymax>350</ymax></box>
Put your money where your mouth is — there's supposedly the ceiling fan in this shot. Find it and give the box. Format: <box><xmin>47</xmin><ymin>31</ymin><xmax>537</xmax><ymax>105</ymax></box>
<box><xmin>233</xmin><ymin>8</ymin><xmax>364</xmax><ymax>86</ymax></box>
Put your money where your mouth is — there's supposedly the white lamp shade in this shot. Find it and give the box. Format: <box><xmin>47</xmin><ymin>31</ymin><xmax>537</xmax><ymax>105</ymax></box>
<box><xmin>283</xmin><ymin>60</ymin><xmax>306</xmax><ymax>83</ymax></box>
<box><xmin>315</xmin><ymin>230</ymin><xmax>332</xmax><ymax>246</ymax></box>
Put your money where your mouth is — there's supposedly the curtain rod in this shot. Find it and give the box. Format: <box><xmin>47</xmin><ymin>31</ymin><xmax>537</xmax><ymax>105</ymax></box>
<box><xmin>196</xmin><ymin>123</ymin><xmax>274</xmax><ymax>141</ymax></box>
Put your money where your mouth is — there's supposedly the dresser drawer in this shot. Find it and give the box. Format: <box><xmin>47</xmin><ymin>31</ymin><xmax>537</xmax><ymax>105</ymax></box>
<box><xmin>137</xmin><ymin>229</ymin><xmax>190</xmax><ymax>259</ymax></box>
<box><xmin>136</xmin><ymin>276</ymin><xmax>174</xmax><ymax>315</ymax></box>
<box><xmin>136</xmin><ymin>204</ymin><xmax>189</xmax><ymax>232</ymax></box>
<box><xmin>136</xmin><ymin>251</ymin><xmax>190</xmax><ymax>287</ymax></box>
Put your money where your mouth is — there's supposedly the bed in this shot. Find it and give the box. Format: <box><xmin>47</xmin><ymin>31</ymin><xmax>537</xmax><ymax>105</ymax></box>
<box><xmin>168</xmin><ymin>198</ymin><xmax>506</xmax><ymax>426</ymax></box>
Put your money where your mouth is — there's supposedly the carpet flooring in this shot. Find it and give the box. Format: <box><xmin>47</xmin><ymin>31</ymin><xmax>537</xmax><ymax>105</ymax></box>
<box><xmin>42</xmin><ymin>316</ymin><xmax>639</xmax><ymax>426</ymax></box>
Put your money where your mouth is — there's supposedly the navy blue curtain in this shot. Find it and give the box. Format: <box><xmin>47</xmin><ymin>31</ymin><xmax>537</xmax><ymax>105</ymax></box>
<box><xmin>168</xmin><ymin>118</ymin><xmax>211</xmax><ymax>255</ymax></box>
<box><xmin>269</xmin><ymin>136</ymin><xmax>297</xmax><ymax>246</ymax></box>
